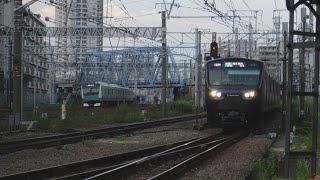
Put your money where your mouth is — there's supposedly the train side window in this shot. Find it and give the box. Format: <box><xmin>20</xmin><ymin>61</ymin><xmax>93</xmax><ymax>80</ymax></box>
<box><xmin>108</xmin><ymin>89</ymin><xmax>110</xmax><ymax>95</ymax></box>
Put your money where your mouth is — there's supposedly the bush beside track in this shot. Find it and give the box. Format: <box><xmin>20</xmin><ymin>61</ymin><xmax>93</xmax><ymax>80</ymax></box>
<box><xmin>28</xmin><ymin>100</ymin><xmax>203</xmax><ymax>130</ymax></box>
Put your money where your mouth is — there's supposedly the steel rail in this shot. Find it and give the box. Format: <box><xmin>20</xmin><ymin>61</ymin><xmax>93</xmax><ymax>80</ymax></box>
<box><xmin>149</xmin><ymin>131</ymin><xmax>248</xmax><ymax>180</ymax></box>
<box><xmin>1</xmin><ymin>132</ymin><xmax>222</xmax><ymax>180</ymax></box>
<box><xmin>0</xmin><ymin>114</ymin><xmax>206</xmax><ymax>154</ymax></box>
<box><xmin>84</xmin><ymin>131</ymin><xmax>246</xmax><ymax>179</ymax></box>
<box><xmin>55</xmin><ymin>133</ymin><xmax>225</xmax><ymax>180</ymax></box>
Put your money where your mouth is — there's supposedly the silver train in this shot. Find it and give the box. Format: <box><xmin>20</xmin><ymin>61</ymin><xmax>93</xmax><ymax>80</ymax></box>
<box><xmin>81</xmin><ymin>82</ymin><xmax>135</xmax><ymax>107</ymax></box>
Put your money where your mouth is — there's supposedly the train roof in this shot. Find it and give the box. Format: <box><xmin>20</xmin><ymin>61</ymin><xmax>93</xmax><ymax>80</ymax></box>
<box><xmin>206</xmin><ymin>57</ymin><xmax>280</xmax><ymax>83</ymax></box>
<box><xmin>206</xmin><ymin>57</ymin><xmax>263</xmax><ymax>64</ymax></box>
<box><xmin>96</xmin><ymin>82</ymin><xmax>131</xmax><ymax>90</ymax></box>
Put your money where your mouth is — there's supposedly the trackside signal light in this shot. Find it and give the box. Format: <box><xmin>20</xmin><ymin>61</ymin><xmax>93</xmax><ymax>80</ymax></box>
<box><xmin>210</xmin><ymin>41</ymin><xmax>218</xmax><ymax>58</ymax></box>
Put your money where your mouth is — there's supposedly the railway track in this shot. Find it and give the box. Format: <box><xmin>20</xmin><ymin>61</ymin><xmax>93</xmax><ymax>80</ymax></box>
<box><xmin>1</xmin><ymin>131</ymin><xmax>248</xmax><ymax>180</ymax></box>
<box><xmin>0</xmin><ymin>114</ymin><xmax>206</xmax><ymax>155</ymax></box>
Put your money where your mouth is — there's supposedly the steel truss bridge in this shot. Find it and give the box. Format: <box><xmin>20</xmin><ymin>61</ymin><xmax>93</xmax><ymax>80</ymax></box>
<box><xmin>1</xmin><ymin>26</ymin><xmax>192</xmax><ymax>88</ymax></box>
<box><xmin>78</xmin><ymin>47</ymin><xmax>185</xmax><ymax>88</ymax></box>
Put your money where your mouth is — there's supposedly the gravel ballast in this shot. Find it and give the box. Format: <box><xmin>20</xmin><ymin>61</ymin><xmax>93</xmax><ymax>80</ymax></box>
<box><xmin>0</xmin><ymin>119</ymin><xmax>272</xmax><ymax>179</ymax></box>
<box><xmin>179</xmin><ymin>136</ymin><xmax>272</xmax><ymax>180</ymax></box>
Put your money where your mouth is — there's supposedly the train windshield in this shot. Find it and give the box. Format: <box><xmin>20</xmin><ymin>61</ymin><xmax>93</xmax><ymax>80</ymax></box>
<box><xmin>83</xmin><ymin>84</ymin><xmax>100</xmax><ymax>96</ymax></box>
<box><xmin>208</xmin><ymin>62</ymin><xmax>261</xmax><ymax>86</ymax></box>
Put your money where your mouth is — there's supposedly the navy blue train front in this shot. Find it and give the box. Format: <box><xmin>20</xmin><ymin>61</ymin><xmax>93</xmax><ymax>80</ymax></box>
<box><xmin>205</xmin><ymin>58</ymin><xmax>280</xmax><ymax>129</ymax></box>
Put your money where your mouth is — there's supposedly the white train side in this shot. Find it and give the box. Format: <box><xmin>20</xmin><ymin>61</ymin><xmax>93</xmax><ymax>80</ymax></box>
<box><xmin>81</xmin><ymin>82</ymin><xmax>135</xmax><ymax>107</ymax></box>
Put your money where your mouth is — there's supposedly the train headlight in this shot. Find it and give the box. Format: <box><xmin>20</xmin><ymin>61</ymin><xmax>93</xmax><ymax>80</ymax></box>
<box><xmin>243</xmin><ymin>91</ymin><xmax>256</xmax><ymax>99</ymax></box>
<box><xmin>210</xmin><ymin>90</ymin><xmax>222</xmax><ymax>98</ymax></box>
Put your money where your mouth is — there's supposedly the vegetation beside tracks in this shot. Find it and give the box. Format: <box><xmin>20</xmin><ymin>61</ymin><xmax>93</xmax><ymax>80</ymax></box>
<box><xmin>29</xmin><ymin>100</ymin><xmax>203</xmax><ymax>130</ymax></box>
<box><xmin>285</xmin><ymin>98</ymin><xmax>320</xmax><ymax>178</ymax></box>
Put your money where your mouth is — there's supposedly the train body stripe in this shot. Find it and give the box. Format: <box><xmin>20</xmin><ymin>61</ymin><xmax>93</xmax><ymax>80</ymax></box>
<box><xmin>83</xmin><ymin>95</ymin><xmax>99</xmax><ymax>100</ymax></box>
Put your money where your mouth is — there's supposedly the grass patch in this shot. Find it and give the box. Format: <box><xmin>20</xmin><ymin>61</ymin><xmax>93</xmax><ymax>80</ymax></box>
<box><xmin>37</xmin><ymin>117</ymin><xmax>51</xmax><ymax>130</ymax></box>
<box><xmin>290</xmin><ymin>98</ymin><xmax>320</xmax><ymax>176</ymax></box>
<box><xmin>294</xmin><ymin>160</ymin><xmax>311</xmax><ymax>180</ymax></box>
<box><xmin>115</xmin><ymin>135</ymin><xmax>127</xmax><ymax>141</ymax></box>
<box><xmin>256</xmin><ymin>151</ymin><xmax>279</xmax><ymax>180</ymax></box>
<box><xmin>124</xmin><ymin>113</ymin><xmax>144</xmax><ymax>122</ymax></box>
<box><xmin>33</xmin><ymin>100</ymin><xmax>203</xmax><ymax>130</ymax></box>
<box><xmin>169</xmin><ymin>100</ymin><xmax>194</xmax><ymax>113</ymax></box>
<box><xmin>82</xmin><ymin>137</ymin><xmax>95</xmax><ymax>147</ymax></box>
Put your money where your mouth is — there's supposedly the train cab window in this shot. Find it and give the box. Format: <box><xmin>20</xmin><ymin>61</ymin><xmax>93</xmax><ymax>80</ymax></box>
<box><xmin>208</xmin><ymin>68</ymin><xmax>261</xmax><ymax>86</ymax></box>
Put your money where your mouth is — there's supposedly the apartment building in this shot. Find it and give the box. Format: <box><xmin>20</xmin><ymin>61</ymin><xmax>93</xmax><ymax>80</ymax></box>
<box><xmin>0</xmin><ymin>2</ymin><xmax>51</xmax><ymax>106</ymax></box>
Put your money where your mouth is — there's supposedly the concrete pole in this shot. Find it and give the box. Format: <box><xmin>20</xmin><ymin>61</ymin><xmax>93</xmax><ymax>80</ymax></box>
<box><xmin>227</xmin><ymin>39</ymin><xmax>231</xmax><ymax>57</ymax></box>
<box><xmin>161</xmin><ymin>11</ymin><xmax>167</xmax><ymax>116</ymax></box>
<box><xmin>249</xmin><ymin>23</ymin><xmax>253</xmax><ymax>58</ymax></box>
<box><xmin>235</xmin><ymin>28</ymin><xmax>239</xmax><ymax>57</ymax></box>
<box><xmin>195</xmin><ymin>28</ymin><xmax>199</xmax><ymax>107</ymax></box>
<box><xmin>299</xmin><ymin>16</ymin><xmax>306</xmax><ymax>121</ymax></box>
<box><xmin>245</xmin><ymin>40</ymin><xmax>248</xmax><ymax>58</ymax></box>
<box><xmin>311</xmin><ymin>4</ymin><xmax>320</xmax><ymax>176</ymax></box>
<box><xmin>232</xmin><ymin>10</ymin><xmax>236</xmax><ymax>34</ymax></box>
<box><xmin>285</xmin><ymin>0</ymin><xmax>294</xmax><ymax>177</ymax></box>
<box><xmin>33</xmin><ymin>66</ymin><xmax>36</xmax><ymax>117</ymax></box>
<box><xmin>282</xmin><ymin>31</ymin><xmax>287</xmax><ymax>135</ymax></box>
<box><xmin>9</xmin><ymin>38</ymin><xmax>12</xmax><ymax>113</ymax></box>
<box><xmin>198</xmin><ymin>31</ymin><xmax>201</xmax><ymax>107</ymax></box>
<box><xmin>189</xmin><ymin>59</ymin><xmax>192</xmax><ymax>100</ymax></box>
<box><xmin>13</xmin><ymin>0</ymin><xmax>23</xmax><ymax>125</ymax></box>
<box><xmin>218</xmin><ymin>37</ymin><xmax>222</xmax><ymax>57</ymax></box>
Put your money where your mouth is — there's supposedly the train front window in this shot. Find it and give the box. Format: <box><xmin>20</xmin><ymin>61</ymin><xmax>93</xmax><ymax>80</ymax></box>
<box><xmin>208</xmin><ymin>66</ymin><xmax>261</xmax><ymax>86</ymax></box>
<box><xmin>83</xmin><ymin>85</ymin><xmax>99</xmax><ymax>96</ymax></box>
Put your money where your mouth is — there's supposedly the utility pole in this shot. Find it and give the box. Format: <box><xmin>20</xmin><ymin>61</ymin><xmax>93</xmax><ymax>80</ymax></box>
<box><xmin>228</xmin><ymin>39</ymin><xmax>231</xmax><ymax>57</ymax></box>
<box><xmin>195</xmin><ymin>29</ymin><xmax>201</xmax><ymax>107</ymax></box>
<box><xmin>284</xmin><ymin>0</ymin><xmax>294</xmax><ymax>177</ymax></box>
<box><xmin>13</xmin><ymin>0</ymin><xmax>23</xmax><ymax>125</ymax></box>
<box><xmin>274</xmin><ymin>15</ymin><xmax>281</xmax><ymax>80</ymax></box>
<box><xmin>249</xmin><ymin>23</ymin><xmax>253</xmax><ymax>58</ymax></box>
<box><xmin>299</xmin><ymin>10</ymin><xmax>306</xmax><ymax>121</ymax></box>
<box><xmin>311</xmin><ymin>3</ymin><xmax>320</xmax><ymax>177</ymax></box>
<box><xmin>9</xmin><ymin>38</ymin><xmax>12</xmax><ymax>113</ymax></box>
<box><xmin>282</xmin><ymin>30</ymin><xmax>287</xmax><ymax>135</ymax></box>
<box><xmin>244</xmin><ymin>40</ymin><xmax>248</xmax><ymax>58</ymax></box>
<box><xmin>235</xmin><ymin>28</ymin><xmax>239</xmax><ymax>57</ymax></box>
<box><xmin>189</xmin><ymin>59</ymin><xmax>192</xmax><ymax>100</ymax></box>
<box><xmin>161</xmin><ymin>11</ymin><xmax>167</xmax><ymax>116</ymax></box>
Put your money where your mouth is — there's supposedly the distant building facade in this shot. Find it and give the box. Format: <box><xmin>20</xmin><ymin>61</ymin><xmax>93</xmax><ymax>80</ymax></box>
<box><xmin>219</xmin><ymin>39</ymin><xmax>257</xmax><ymax>58</ymax></box>
<box><xmin>55</xmin><ymin>0</ymin><xmax>103</xmax><ymax>83</ymax></box>
<box><xmin>257</xmin><ymin>46</ymin><xmax>280</xmax><ymax>61</ymax></box>
<box><xmin>0</xmin><ymin>1</ymin><xmax>51</xmax><ymax>106</ymax></box>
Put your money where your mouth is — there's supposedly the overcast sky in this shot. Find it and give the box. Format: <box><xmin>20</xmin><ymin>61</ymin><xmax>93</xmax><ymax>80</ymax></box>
<box><xmin>22</xmin><ymin>0</ymin><xmax>309</xmax><ymax>53</ymax></box>
<box><xmin>23</xmin><ymin>0</ymin><xmax>289</xmax><ymax>32</ymax></box>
